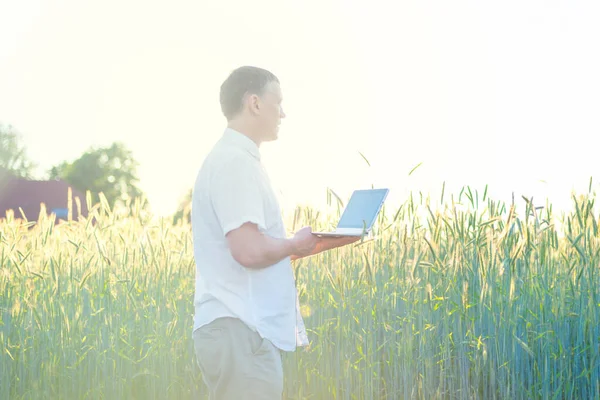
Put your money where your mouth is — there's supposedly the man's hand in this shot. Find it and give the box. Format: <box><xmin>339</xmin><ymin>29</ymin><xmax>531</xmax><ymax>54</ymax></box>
<box><xmin>290</xmin><ymin>234</ymin><xmax>361</xmax><ymax>261</ymax></box>
<box><xmin>290</xmin><ymin>226</ymin><xmax>320</xmax><ymax>257</ymax></box>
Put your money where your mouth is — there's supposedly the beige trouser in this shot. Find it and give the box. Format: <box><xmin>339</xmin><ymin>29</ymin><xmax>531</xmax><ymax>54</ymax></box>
<box><xmin>193</xmin><ymin>317</ymin><xmax>284</xmax><ymax>400</ymax></box>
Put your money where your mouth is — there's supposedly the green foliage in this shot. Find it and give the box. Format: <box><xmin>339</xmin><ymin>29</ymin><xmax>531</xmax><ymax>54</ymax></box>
<box><xmin>0</xmin><ymin>123</ymin><xmax>36</xmax><ymax>179</ymax></box>
<box><xmin>48</xmin><ymin>142</ymin><xmax>144</xmax><ymax>208</ymax></box>
<box><xmin>1</xmin><ymin>185</ymin><xmax>599</xmax><ymax>399</ymax></box>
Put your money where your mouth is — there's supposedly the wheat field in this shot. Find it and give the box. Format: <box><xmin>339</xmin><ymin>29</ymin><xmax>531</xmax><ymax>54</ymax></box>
<box><xmin>1</xmin><ymin>185</ymin><xmax>599</xmax><ymax>399</ymax></box>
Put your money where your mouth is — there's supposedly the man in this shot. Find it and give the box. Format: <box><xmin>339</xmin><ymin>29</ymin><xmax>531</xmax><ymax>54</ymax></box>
<box><xmin>191</xmin><ymin>66</ymin><xmax>358</xmax><ymax>399</ymax></box>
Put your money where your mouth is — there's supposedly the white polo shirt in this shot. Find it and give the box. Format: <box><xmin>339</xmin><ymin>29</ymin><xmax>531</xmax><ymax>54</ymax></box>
<box><xmin>191</xmin><ymin>128</ymin><xmax>308</xmax><ymax>352</ymax></box>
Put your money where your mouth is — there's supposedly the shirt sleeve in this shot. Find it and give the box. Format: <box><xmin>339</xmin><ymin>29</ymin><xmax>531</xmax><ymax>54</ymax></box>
<box><xmin>210</xmin><ymin>155</ymin><xmax>267</xmax><ymax>236</ymax></box>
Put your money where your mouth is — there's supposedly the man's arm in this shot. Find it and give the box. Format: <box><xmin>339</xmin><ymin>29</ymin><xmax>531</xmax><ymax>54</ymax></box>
<box><xmin>227</xmin><ymin>223</ymin><xmax>296</xmax><ymax>269</ymax></box>
<box><xmin>227</xmin><ymin>223</ymin><xmax>319</xmax><ymax>269</ymax></box>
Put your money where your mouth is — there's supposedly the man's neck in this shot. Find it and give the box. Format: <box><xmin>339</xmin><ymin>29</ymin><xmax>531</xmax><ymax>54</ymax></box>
<box><xmin>227</xmin><ymin>121</ymin><xmax>262</xmax><ymax>147</ymax></box>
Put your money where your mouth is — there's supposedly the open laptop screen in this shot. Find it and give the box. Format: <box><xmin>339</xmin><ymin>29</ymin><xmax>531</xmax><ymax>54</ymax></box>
<box><xmin>336</xmin><ymin>189</ymin><xmax>389</xmax><ymax>229</ymax></box>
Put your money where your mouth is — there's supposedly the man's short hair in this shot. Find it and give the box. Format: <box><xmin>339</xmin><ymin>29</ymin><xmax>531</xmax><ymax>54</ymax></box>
<box><xmin>220</xmin><ymin>66</ymin><xmax>279</xmax><ymax>121</ymax></box>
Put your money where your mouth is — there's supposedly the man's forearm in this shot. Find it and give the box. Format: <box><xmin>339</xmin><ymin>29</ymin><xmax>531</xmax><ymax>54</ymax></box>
<box><xmin>242</xmin><ymin>234</ymin><xmax>297</xmax><ymax>269</ymax></box>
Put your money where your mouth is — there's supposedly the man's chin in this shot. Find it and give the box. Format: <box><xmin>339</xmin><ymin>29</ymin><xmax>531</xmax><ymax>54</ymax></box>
<box><xmin>268</xmin><ymin>128</ymin><xmax>280</xmax><ymax>141</ymax></box>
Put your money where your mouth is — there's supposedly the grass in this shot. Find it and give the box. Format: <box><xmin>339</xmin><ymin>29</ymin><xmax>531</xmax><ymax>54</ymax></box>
<box><xmin>1</xmin><ymin>185</ymin><xmax>599</xmax><ymax>399</ymax></box>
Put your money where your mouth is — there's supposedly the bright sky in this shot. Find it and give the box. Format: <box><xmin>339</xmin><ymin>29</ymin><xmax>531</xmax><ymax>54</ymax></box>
<box><xmin>1</xmin><ymin>0</ymin><xmax>599</xmax><ymax>224</ymax></box>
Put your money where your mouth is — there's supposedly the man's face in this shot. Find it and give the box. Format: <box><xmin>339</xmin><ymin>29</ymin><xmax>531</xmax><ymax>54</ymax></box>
<box><xmin>256</xmin><ymin>81</ymin><xmax>286</xmax><ymax>141</ymax></box>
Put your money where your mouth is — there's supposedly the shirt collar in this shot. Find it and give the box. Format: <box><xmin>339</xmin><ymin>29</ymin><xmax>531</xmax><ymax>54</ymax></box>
<box><xmin>223</xmin><ymin>128</ymin><xmax>261</xmax><ymax>161</ymax></box>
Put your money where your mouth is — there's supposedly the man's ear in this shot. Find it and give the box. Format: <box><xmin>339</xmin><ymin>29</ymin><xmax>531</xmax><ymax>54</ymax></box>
<box><xmin>248</xmin><ymin>93</ymin><xmax>261</xmax><ymax>116</ymax></box>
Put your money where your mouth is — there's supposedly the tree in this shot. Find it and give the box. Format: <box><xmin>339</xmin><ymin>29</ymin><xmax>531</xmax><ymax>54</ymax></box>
<box><xmin>49</xmin><ymin>142</ymin><xmax>144</xmax><ymax>209</ymax></box>
<box><xmin>0</xmin><ymin>123</ymin><xmax>36</xmax><ymax>179</ymax></box>
<box><xmin>173</xmin><ymin>188</ymin><xmax>192</xmax><ymax>225</ymax></box>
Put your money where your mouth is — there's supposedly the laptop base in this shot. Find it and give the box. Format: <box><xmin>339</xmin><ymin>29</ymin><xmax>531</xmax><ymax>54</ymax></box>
<box><xmin>311</xmin><ymin>231</ymin><xmax>367</xmax><ymax>238</ymax></box>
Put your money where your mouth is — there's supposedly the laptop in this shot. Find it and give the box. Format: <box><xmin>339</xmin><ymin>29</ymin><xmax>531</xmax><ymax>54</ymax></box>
<box><xmin>312</xmin><ymin>188</ymin><xmax>389</xmax><ymax>237</ymax></box>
